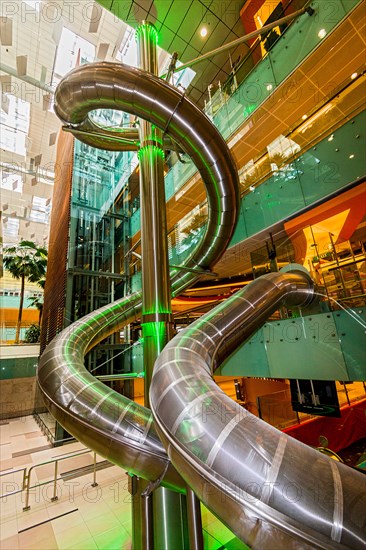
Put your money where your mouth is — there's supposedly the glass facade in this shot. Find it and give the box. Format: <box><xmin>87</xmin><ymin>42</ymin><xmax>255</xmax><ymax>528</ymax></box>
<box><xmin>65</xmin><ymin>114</ymin><xmax>142</xmax><ymax>380</ymax></box>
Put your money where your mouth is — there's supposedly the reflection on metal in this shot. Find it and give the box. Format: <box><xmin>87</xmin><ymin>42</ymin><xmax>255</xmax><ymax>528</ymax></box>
<box><xmin>151</xmin><ymin>269</ymin><xmax>365</xmax><ymax>549</ymax></box>
<box><xmin>95</xmin><ymin>373</ymin><xmax>142</xmax><ymax>381</ymax></box>
<box><xmin>63</xmin><ymin>125</ymin><xmax>139</xmax><ymax>149</ymax></box>
<box><xmin>136</xmin><ymin>21</ymin><xmax>187</xmax><ymax>549</ymax></box>
<box><xmin>38</xmin><ymin>52</ymin><xmax>366</xmax><ymax>550</ymax></box>
<box><xmin>63</xmin><ymin>124</ymin><xmax>178</xmax><ymax>152</ymax></box>
<box><xmin>169</xmin><ymin>264</ymin><xmax>217</xmax><ymax>276</ymax></box>
<box><xmin>39</xmin><ymin>52</ymin><xmax>239</xmax><ymax>493</ymax></box>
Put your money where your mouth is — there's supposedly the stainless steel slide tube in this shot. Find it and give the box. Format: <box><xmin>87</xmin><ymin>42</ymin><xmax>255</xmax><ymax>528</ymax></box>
<box><xmin>150</xmin><ymin>269</ymin><xmax>366</xmax><ymax>549</ymax></box>
<box><xmin>37</xmin><ymin>59</ymin><xmax>366</xmax><ymax>550</ymax></box>
<box><xmin>38</xmin><ymin>60</ymin><xmax>239</xmax><ymax>491</ymax></box>
<box><xmin>53</xmin><ymin>62</ymin><xmax>239</xmax><ymax>294</ymax></box>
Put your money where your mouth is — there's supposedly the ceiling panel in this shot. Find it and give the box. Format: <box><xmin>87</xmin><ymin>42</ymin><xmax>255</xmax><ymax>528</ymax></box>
<box><xmin>1</xmin><ymin>0</ymin><xmax>131</xmax><ymax>246</ymax></box>
<box><xmin>146</xmin><ymin>0</ymin><xmax>174</xmax><ymax>26</ymax></box>
<box><xmin>178</xmin><ymin>2</ymin><xmax>206</xmax><ymax>45</ymax></box>
<box><xmin>199</xmin><ymin>21</ymin><xmax>228</xmax><ymax>53</ymax></box>
<box><xmin>167</xmin><ymin>35</ymin><xmax>189</xmax><ymax>60</ymax></box>
<box><xmin>181</xmin><ymin>44</ymin><xmax>201</xmax><ymax>65</ymax></box>
<box><xmin>126</xmin><ymin>4</ymin><xmax>148</xmax><ymax>25</ymax></box>
<box><xmin>157</xmin><ymin>26</ymin><xmax>176</xmax><ymax>53</ymax></box>
<box><xmin>135</xmin><ymin>0</ymin><xmax>154</xmax><ymax>11</ymax></box>
<box><xmin>163</xmin><ymin>1</ymin><xmax>193</xmax><ymax>34</ymax></box>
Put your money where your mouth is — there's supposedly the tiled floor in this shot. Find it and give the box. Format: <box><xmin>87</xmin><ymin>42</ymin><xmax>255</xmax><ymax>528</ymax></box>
<box><xmin>0</xmin><ymin>416</ymin><xmax>248</xmax><ymax>549</ymax></box>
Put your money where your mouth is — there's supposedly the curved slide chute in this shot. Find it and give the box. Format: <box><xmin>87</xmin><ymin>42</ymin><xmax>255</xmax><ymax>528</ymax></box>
<box><xmin>39</xmin><ymin>61</ymin><xmax>239</xmax><ymax>490</ymax></box>
<box><xmin>38</xmin><ymin>63</ymin><xmax>366</xmax><ymax>549</ymax></box>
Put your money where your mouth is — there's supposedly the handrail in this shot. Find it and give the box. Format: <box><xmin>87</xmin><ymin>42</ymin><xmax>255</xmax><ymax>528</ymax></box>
<box><xmin>0</xmin><ymin>467</ymin><xmax>27</xmax><ymax>498</ymax></box>
<box><xmin>0</xmin><ymin>447</ymin><xmax>108</xmax><ymax>509</ymax></box>
<box><xmin>22</xmin><ymin>448</ymin><xmax>101</xmax><ymax>511</ymax></box>
<box><xmin>316</xmin><ymin>447</ymin><xmax>344</xmax><ymax>463</ymax></box>
<box><xmin>33</xmin><ymin>412</ymin><xmax>75</xmax><ymax>445</ymax></box>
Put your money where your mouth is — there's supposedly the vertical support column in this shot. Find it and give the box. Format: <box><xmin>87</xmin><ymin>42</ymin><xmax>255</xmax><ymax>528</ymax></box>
<box><xmin>186</xmin><ymin>487</ymin><xmax>204</xmax><ymax>550</ymax></box>
<box><xmin>136</xmin><ymin>21</ymin><xmax>173</xmax><ymax>400</ymax></box>
<box><xmin>134</xmin><ymin>21</ymin><xmax>197</xmax><ymax>550</ymax></box>
<box><xmin>129</xmin><ymin>475</ymin><xmax>153</xmax><ymax>550</ymax></box>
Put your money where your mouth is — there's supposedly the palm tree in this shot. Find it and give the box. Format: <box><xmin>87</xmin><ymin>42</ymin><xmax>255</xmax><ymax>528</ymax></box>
<box><xmin>28</xmin><ymin>295</ymin><xmax>44</xmax><ymax>324</ymax></box>
<box><xmin>3</xmin><ymin>240</ymin><xmax>47</xmax><ymax>344</ymax></box>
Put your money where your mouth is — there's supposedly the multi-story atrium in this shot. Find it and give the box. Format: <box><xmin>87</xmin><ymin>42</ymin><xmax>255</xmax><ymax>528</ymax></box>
<box><xmin>1</xmin><ymin>1</ymin><xmax>365</xmax><ymax>549</ymax></box>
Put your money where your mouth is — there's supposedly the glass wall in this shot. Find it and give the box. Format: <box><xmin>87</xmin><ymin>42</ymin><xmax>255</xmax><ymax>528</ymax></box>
<box><xmin>65</xmin><ymin>113</ymin><xmax>142</xmax><ymax>379</ymax></box>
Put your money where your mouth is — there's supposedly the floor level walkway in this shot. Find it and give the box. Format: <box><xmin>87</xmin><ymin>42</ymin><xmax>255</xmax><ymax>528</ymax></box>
<box><xmin>0</xmin><ymin>416</ymin><xmax>248</xmax><ymax>549</ymax></box>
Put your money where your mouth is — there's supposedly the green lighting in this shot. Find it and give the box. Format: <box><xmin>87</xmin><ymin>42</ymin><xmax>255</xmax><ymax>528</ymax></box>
<box><xmin>147</xmin><ymin>127</ymin><xmax>163</xmax><ymax>145</ymax></box>
<box><xmin>243</xmin><ymin>104</ymin><xmax>257</xmax><ymax>118</ymax></box>
<box><xmin>135</xmin><ymin>22</ymin><xmax>159</xmax><ymax>45</ymax></box>
<box><xmin>141</xmin><ymin>321</ymin><xmax>169</xmax><ymax>355</ymax></box>
<box><xmin>142</xmin><ymin>306</ymin><xmax>172</xmax><ymax>315</ymax></box>
<box><xmin>138</xmin><ymin>144</ymin><xmax>165</xmax><ymax>161</ymax></box>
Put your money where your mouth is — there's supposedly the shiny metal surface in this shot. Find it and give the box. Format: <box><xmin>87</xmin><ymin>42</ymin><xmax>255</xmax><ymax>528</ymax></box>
<box><xmin>150</xmin><ymin>270</ymin><xmax>366</xmax><ymax>549</ymax></box>
<box><xmin>39</xmin><ymin>58</ymin><xmax>239</xmax><ymax>490</ymax></box>
<box><xmin>53</xmin><ymin>61</ymin><xmax>239</xmax><ymax>294</ymax></box>
<box><xmin>186</xmin><ymin>487</ymin><xmax>204</xmax><ymax>550</ymax></box>
<box><xmin>136</xmin><ymin>24</ymin><xmax>172</xmax><ymax>399</ymax></box>
<box><xmin>63</xmin><ymin>118</ymin><xmax>140</xmax><ymax>151</ymax></box>
<box><xmin>136</xmin><ymin>23</ymin><xmax>188</xmax><ymax>549</ymax></box>
<box><xmin>63</xmin><ymin>114</ymin><xmax>178</xmax><ymax>152</ymax></box>
<box><xmin>38</xmin><ymin>60</ymin><xmax>366</xmax><ymax>549</ymax></box>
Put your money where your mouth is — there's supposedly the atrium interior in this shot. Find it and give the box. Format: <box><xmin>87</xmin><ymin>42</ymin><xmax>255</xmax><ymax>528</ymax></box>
<box><xmin>0</xmin><ymin>1</ymin><xmax>365</xmax><ymax>549</ymax></box>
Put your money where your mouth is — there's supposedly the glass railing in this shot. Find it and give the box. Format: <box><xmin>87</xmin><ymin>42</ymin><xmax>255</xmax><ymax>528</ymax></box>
<box><xmin>231</xmin><ymin>110</ymin><xmax>366</xmax><ymax>244</ymax></box>
<box><xmin>165</xmin><ymin>0</ymin><xmax>362</xmax><ymax>195</ymax></box>
<box><xmin>128</xmin><ymin>0</ymin><xmax>363</xmax><ymax>245</ymax></box>
<box><xmin>208</xmin><ymin>0</ymin><xmax>361</xmax><ymax>137</ymax></box>
<box><xmin>127</xmin><ymin>108</ymin><xmax>366</xmax><ymax>302</ymax></box>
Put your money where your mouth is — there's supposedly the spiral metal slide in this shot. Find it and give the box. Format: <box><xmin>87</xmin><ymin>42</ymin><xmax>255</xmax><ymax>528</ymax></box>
<box><xmin>38</xmin><ymin>62</ymin><xmax>366</xmax><ymax>549</ymax></box>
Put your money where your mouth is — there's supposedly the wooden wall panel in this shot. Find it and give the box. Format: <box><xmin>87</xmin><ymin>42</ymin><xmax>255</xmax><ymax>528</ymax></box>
<box><xmin>40</xmin><ymin>131</ymin><xmax>74</xmax><ymax>352</ymax></box>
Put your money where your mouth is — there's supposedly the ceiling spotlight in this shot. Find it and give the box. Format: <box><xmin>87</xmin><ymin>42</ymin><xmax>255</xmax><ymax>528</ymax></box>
<box><xmin>349</xmin><ymin>154</ymin><xmax>355</xmax><ymax>159</ymax></box>
<box><xmin>266</xmin><ymin>84</ymin><xmax>273</xmax><ymax>91</ymax></box>
<box><xmin>302</xmin><ymin>114</ymin><xmax>308</xmax><ymax>120</ymax></box>
<box><xmin>328</xmin><ymin>134</ymin><xmax>334</xmax><ymax>141</ymax></box>
<box><xmin>351</xmin><ymin>72</ymin><xmax>358</xmax><ymax>80</ymax></box>
<box><xmin>318</xmin><ymin>29</ymin><xmax>327</xmax><ymax>39</ymax></box>
<box><xmin>200</xmin><ymin>27</ymin><xmax>208</xmax><ymax>38</ymax></box>
<box><xmin>249</xmin><ymin>185</ymin><xmax>255</xmax><ymax>192</ymax></box>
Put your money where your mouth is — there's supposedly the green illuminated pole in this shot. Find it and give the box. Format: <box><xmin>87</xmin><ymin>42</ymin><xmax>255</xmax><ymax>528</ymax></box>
<box><xmin>136</xmin><ymin>20</ymin><xmax>172</xmax><ymax>409</ymax></box>
<box><xmin>134</xmin><ymin>21</ymin><xmax>191</xmax><ymax>550</ymax></box>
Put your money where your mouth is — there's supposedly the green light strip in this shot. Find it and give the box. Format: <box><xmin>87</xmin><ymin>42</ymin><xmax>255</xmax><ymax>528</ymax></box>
<box><xmin>135</xmin><ymin>23</ymin><xmax>159</xmax><ymax>45</ymax></box>
<box><xmin>137</xmin><ymin>144</ymin><xmax>165</xmax><ymax>161</ymax></box>
<box><xmin>142</xmin><ymin>307</ymin><xmax>172</xmax><ymax>316</ymax></box>
<box><xmin>141</xmin><ymin>321</ymin><xmax>168</xmax><ymax>353</ymax></box>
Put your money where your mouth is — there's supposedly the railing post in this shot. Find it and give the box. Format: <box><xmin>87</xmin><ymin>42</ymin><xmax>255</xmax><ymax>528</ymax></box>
<box><xmin>23</xmin><ymin>469</ymin><xmax>31</xmax><ymax>511</ymax></box>
<box><xmin>22</xmin><ymin>468</ymin><xmax>27</xmax><ymax>491</ymax></box>
<box><xmin>92</xmin><ymin>452</ymin><xmax>98</xmax><ymax>487</ymax></box>
<box><xmin>51</xmin><ymin>461</ymin><xmax>58</xmax><ymax>501</ymax></box>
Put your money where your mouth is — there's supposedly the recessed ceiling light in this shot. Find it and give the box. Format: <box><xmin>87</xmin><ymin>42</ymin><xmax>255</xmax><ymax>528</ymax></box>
<box><xmin>302</xmin><ymin>114</ymin><xmax>308</xmax><ymax>120</ymax></box>
<box><xmin>266</xmin><ymin>84</ymin><xmax>273</xmax><ymax>91</ymax></box>
<box><xmin>249</xmin><ymin>185</ymin><xmax>255</xmax><ymax>192</ymax></box>
<box><xmin>349</xmin><ymin>154</ymin><xmax>355</xmax><ymax>159</ymax></box>
<box><xmin>351</xmin><ymin>72</ymin><xmax>358</xmax><ymax>79</ymax></box>
<box><xmin>318</xmin><ymin>29</ymin><xmax>327</xmax><ymax>39</ymax></box>
<box><xmin>328</xmin><ymin>135</ymin><xmax>334</xmax><ymax>141</ymax></box>
<box><xmin>200</xmin><ymin>27</ymin><xmax>208</xmax><ymax>38</ymax></box>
